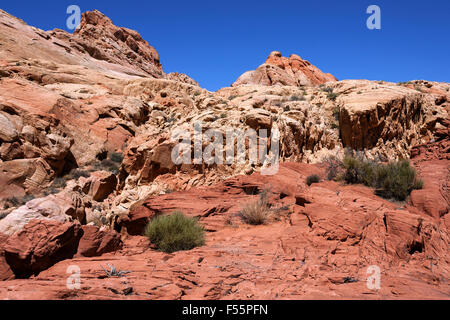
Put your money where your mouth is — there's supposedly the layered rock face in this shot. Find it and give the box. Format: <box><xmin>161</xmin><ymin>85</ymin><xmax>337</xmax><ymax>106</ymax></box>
<box><xmin>0</xmin><ymin>9</ymin><xmax>449</xmax><ymax>300</ymax></box>
<box><xmin>232</xmin><ymin>51</ymin><xmax>337</xmax><ymax>87</ymax></box>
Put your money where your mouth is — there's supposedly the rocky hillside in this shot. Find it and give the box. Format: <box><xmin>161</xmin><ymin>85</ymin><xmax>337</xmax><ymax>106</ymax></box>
<box><xmin>0</xmin><ymin>9</ymin><xmax>448</xmax><ymax>299</ymax></box>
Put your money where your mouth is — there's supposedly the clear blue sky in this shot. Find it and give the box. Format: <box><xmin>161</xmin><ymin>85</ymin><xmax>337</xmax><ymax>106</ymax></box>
<box><xmin>2</xmin><ymin>0</ymin><xmax>449</xmax><ymax>91</ymax></box>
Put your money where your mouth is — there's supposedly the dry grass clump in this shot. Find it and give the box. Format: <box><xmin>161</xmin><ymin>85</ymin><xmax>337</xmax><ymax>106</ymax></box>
<box><xmin>240</xmin><ymin>190</ymin><xmax>271</xmax><ymax>225</ymax></box>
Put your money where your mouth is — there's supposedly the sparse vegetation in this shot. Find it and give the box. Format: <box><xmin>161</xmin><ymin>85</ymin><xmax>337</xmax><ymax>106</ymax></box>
<box><xmin>331</xmin><ymin>122</ymin><xmax>339</xmax><ymax>129</ymax></box>
<box><xmin>321</xmin><ymin>86</ymin><xmax>333</xmax><ymax>93</ymax></box>
<box><xmin>327</xmin><ymin>92</ymin><xmax>339</xmax><ymax>101</ymax></box>
<box><xmin>93</xmin><ymin>159</ymin><xmax>120</xmax><ymax>174</ymax></box>
<box><xmin>240</xmin><ymin>190</ymin><xmax>271</xmax><ymax>225</ymax></box>
<box><xmin>228</xmin><ymin>95</ymin><xmax>237</xmax><ymax>100</ymax></box>
<box><xmin>342</xmin><ymin>156</ymin><xmax>423</xmax><ymax>201</ymax></box>
<box><xmin>109</xmin><ymin>152</ymin><xmax>124</xmax><ymax>163</ymax></box>
<box><xmin>332</xmin><ymin>107</ymin><xmax>340</xmax><ymax>121</ymax></box>
<box><xmin>306</xmin><ymin>174</ymin><xmax>320</xmax><ymax>186</ymax></box>
<box><xmin>52</xmin><ymin>177</ymin><xmax>67</xmax><ymax>189</ymax></box>
<box><xmin>324</xmin><ymin>156</ymin><xmax>343</xmax><ymax>181</ymax></box>
<box><xmin>100</xmin><ymin>263</ymin><xmax>131</xmax><ymax>278</ymax></box>
<box><xmin>290</xmin><ymin>95</ymin><xmax>305</xmax><ymax>101</ymax></box>
<box><xmin>145</xmin><ymin>211</ymin><xmax>205</xmax><ymax>253</ymax></box>
<box><xmin>323</xmin><ymin>155</ymin><xmax>423</xmax><ymax>201</ymax></box>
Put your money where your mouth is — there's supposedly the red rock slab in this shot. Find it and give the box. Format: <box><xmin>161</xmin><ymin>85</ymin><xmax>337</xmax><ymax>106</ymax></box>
<box><xmin>3</xmin><ymin>219</ymin><xmax>83</xmax><ymax>278</ymax></box>
<box><xmin>76</xmin><ymin>225</ymin><xmax>122</xmax><ymax>258</ymax></box>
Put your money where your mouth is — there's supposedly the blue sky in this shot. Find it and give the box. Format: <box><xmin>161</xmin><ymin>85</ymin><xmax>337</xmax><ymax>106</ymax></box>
<box><xmin>2</xmin><ymin>0</ymin><xmax>449</xmax><ymax>91</ymax></box>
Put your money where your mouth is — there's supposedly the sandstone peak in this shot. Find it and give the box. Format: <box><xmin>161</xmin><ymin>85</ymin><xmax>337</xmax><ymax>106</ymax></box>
<box><xmin>232</xmin><ymin>50</ymin><xmax>337</xmax><ymax>87</ymax></box>
<box><xmin>72</xmin><ymin>10</ymin><xmax>163</xmax><ymax>78</ymax></box>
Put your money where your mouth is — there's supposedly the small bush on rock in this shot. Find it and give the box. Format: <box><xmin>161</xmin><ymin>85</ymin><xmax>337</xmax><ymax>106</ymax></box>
<box><xmin>145</xmin><ymin>212</ymin><xmax>205</xmax><ymax>253</ymax></box>
<box><xmin>342</xmin><ymin>156</ymin><xmax>423</xmax><ymax>201</ymax></box>
<box><xmin>240</xmin><ymin>190</ymin><xmax>271</xmax><ymax>225</ymax></box>
<box><xmin>306</xmin><ymin>174</ymin><xmax>320</xmax><ymax>186</ymax></box>
<box><xmin>109</xmin><ymin>152</ymin><xmax>124</xmax><ymax>163</ymax></box>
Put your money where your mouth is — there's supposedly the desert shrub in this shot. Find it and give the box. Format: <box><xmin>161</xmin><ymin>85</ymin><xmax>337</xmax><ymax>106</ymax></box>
<box><xmin>68</xmin><ymin>169</ymin><xmax>90</xmax><ymax>180</ymax></box>
<box><xmin>109</xmin><ymin>152</ymin><xmax>124</xmax><ymax>163</ymax></box>
<box><xmin>306</xmin><ymin>174</ymin><xmax>320</xmax><ymax>186</ymax></box>
<box><xmin>373</xmin><ymin>160</ymin><xmax>423</xmax><ymax>200</ymax></box>
<box><xmin>240</xmin><ymin>190</ymin><xmax>271</xmax><ymax>225</ymax></box>
<box><xmin>52</xmin><ymin>176</ymin><xmax>67</xmax><ymax>189</ymax></box>
<box><xmin>95</xmin><ymin>159</ymin><xmax>120</xmax><ymax>174</ymax></box>
<box><xmin>321</xmin><ymin>86</ymin><xmax>333</xmax><ymax>93</ymax></box>
<box><xmin>290</xmin><ymin>95</ymin><xmax>305</xmax><ymax>101</ymax></box>
<box><xmin>228</xmin><ymin>95</ymin><xmax>237</xmax><ymax>100</ymax></box>
<box><xmin>7</xmin><ymin>197</ymin><xmax>21</xmax><ymax>207</ymax></box>
<box><xmin>332</xmin><ymin>107</ymin><xmax>340</xmax><ymax>121</ymax></box>
<box><xmin>144</xmin><ymin>212</ymin><xmax>205</xmax><ymax>253</ymax></box>
<box><xmin>324</xmin><ymin>156</ymin><xmax>343</xmax><ymax>181</ymax></box>
<box><xmin>327</xmin><ymin>92</ymin><xmax>339</xmax><ymax>101</ymax></box>
<box><xmin>342</xmin><ymin>156</ymin><xmax>423</xmax><ymax>201</ymax></box>
<box><xmin>22</xmin><ymin>194</ymin><xmax>35</xmax><ymax>203</ymax></box>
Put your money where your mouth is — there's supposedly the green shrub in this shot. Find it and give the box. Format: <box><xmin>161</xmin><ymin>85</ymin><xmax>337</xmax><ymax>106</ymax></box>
<box><xmin>109</xmin><ymin>152</ymin><xmax>124</xmax><ymax>163</ymax></box>
<box><xmin>69</xmin><ymin>169</ymin><xmax>90</xmax><ymax>180</ymax></box>
<box><xmin>327</xmin><ymin>92</ymin><xmax>339</xmax><ymax>101</ymax></box>
<box><xmin>306</xmin><ymin>174</ymin><xmax>320</xmax><ymax>186</ymax></box>
<box><xmin>144</xmin><ymin>212</ymin><xmax>205</xmax><ymax>253</ymax></box>
<box><xmin>332</xmin><ymin>107</ymin><xmax>340</xmax><ymax>121</ymax></box>
<box><xmin>290</xmin><ymin>95</ymin><xmax>305</xmax><ymax>101</ymax></box>
<box><xmin>321</xmin><ymin>86</ymin><xmax>333</xmax><ymax>93</ymax></box>
<box><xmin>342</xmin><ymin>156</ymin><xmax>423</xmax><ymax>201</ymax></box>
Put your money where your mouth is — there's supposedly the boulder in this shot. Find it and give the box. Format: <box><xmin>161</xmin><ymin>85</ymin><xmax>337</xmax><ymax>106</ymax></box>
<box><xmin>76</xmin><ymin>225</ymin><xmax>122</xmax><ymax>257</ymax></box>
<box><xmin>3</xmin><ymin>219</ymin><xmax>83</xmax><ymax>278</ymax></box>
<box><xmin>0</xmin><ymin>234</ymin><xmax>14</xmax><ymax>281</ymax></box>
<box><xmin>80</xmin><ymin>171</ymin><xmax>117</xmax><ymax>201</ymax></box>
<box><xmin>0</xmin><ymin>192</ymin><xmax>85</xmax><ymax>236</ymax></box>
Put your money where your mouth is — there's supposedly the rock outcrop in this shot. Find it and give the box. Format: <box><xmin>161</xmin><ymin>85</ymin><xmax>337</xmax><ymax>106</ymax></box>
<box><xmin>3</xmin><ymin>219</ymin><xmax>83</xmax><ymax>278</ymax></box>
<box><xmin>0</xmin><ymin>8</ymin><xmax>448</xmax><ymax>300</ymax></box>
<box><xmin>232</xmin><ymin>51</ymin><xmax>337</xmax><ymax>87</ymax></box>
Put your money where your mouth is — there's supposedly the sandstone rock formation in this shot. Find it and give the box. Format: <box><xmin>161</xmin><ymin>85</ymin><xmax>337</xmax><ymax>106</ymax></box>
<box><xmin>2</xmin><ymin>219</ymin><xmax>83</xmax><ymax>278</ymax></box>
<box><xmin>0</xmin><ymin>9</ymin><xmax>448</xmax><ymax>300</ymax></box>
<box><xmin>232</xmin><ymin>51</ymin><xmax>337</xmax><ymax>87</ymax></box>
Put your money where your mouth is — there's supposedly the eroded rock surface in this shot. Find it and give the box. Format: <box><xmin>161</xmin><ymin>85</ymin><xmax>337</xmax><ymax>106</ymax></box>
<box><xmin>0</xmin><ymin>9</ymin><xmax>448</xmax><ymax>300</ymax></box>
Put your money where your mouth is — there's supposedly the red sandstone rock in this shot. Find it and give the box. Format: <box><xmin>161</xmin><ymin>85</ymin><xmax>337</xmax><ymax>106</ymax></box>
<box><xmin>76</xmin><ymin>225</ymin><xmax>122</xmax><ymax>257</ymax></box>
<box><xmin>80</xmin><ymin>171</ymin><xmax>118</xmax><ymax>202</ymax></box>
<box><xmin>0</xmin><ymin>234</ymin><xmax>14</xmax><ymax>281</ymax></box>
<box><xmin>0</xmin><ymin>162</ymin><xmax>448</xmax><ymax>299</ymax></box>
<box><xmin>232</xmin><ymin>51</ymin><xmax>337</xmax><ymax>87</ymax></box>
<box><xmin>3</xmin><ymin>219</ymin><xmax>83</xmax><ymax>278</ymax></box>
